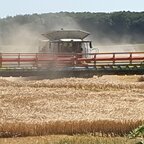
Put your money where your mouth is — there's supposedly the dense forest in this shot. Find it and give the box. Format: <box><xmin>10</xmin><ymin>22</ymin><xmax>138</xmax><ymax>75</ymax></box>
<box><xmin>0</xmin><ymin>11</ymin><xmax>144</xmax><ymax>45</ymax></box>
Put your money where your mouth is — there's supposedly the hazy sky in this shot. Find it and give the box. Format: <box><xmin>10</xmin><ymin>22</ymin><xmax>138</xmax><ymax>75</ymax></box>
<box><xmin>0</xmin><ymin>0</ymin><xmax>144</xmax><ymax>18</ymax></box>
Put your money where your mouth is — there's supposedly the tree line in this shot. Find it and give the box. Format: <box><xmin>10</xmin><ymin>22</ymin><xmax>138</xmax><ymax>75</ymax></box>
<box><xmin>0</xmin><ymin>11</ymin><xmax>144</xmax><ymax>44</ymax></box>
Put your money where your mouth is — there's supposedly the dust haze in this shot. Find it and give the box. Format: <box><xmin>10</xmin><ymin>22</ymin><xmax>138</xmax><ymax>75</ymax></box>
<box><xmin>0</xmin><ymin>25</ymin><xmax>39</xmax><ymax>53</ymax></box>
<box><xmin>0</xmin><ymin>13</ymin><xmax>143</xmax><ymax>53</ymax></box>
<box><xmin>49</xmin><ymin>13</ymin><xmax>82</xmax><ymax>31</ymax></box>
<box><xmin>0</xmin><ymin>14</ymin><xmax>83</xmax><ymax>53</ymax></box>
<box><xmin>91</xmin><ymin>35</ymin><xmax>144</xmax><ymax>53</ymax></box>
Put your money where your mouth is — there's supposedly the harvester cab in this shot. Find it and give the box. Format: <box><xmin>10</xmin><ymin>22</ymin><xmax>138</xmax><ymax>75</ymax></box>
<box><xmin>39</xmin><ymin>29</ymin><xmax>94</xmax><ymax>56</ymax></box>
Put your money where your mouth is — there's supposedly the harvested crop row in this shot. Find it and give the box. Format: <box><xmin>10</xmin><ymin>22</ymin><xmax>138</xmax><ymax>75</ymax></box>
<box><xmin>1</xmin><ymin>76</ymin><xmax>144</xmax><ymax>90</ymax></box>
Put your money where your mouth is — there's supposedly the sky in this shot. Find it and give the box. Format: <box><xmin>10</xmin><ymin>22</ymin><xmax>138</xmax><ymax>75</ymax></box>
<box><xmin>0</xmin><ymin>0</ymin><xmax>144</xmax><ymax>18</ymax></box>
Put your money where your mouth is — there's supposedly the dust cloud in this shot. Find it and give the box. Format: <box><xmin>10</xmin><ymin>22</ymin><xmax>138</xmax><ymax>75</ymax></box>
<box><xmin>92</xmin><ymin>35</ymin><xmax>144</xmax><ymax>53</ymax></box>
<box><xmin>0</xmin><ymin>25</ymin><xmax>40</xmax><ymax>53</ymax></box>
<box><xmin>0</xmin><ymin>13</ymin><xmax>83</xmax><ymax>53</ymax></box>
<box><xmin>52</xmin><ymin>14</ymin><xmax>81</xmax><ymax>30</ymax></box>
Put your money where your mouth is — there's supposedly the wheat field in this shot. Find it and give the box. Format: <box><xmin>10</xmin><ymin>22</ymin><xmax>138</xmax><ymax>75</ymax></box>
<box><xmin>0</xmin><ymin>75</ymin><xmax>144</xmax><ymax>123</ymax></box>
<box><xmin>0</xmin><ymin>75</ymin><xmax>144</xmax><ymax>137</ymax></box>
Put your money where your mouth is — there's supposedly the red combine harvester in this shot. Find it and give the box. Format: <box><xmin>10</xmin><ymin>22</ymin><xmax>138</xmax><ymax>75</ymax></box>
<box><xmin>0</xmin><ymin>29</ymin><xmax>144</xmax><ymax>77</ymax></box>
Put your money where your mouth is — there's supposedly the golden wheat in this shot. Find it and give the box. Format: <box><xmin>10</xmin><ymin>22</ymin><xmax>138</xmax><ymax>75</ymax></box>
<box><xmin>0</xmin><ymin>75</ymin><xmax>144</xmax><ymax>138</ymax></box>
<box><xmin>0</xmin><ymin>120</ymin><xmax>143</xmax><ymax>137</ymax></box>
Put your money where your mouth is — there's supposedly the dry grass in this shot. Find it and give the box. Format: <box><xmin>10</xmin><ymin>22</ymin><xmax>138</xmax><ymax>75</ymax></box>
<box><xmin>0</xmin><ymin>135</ymin><xmax>67</xmax><ymax>144</ymax></box>
<box><xmin>54</xmin><ymin>135</ymin><xmax>138</xmax><ymax>144</ymax></box>
<box><xmin>0</xmin><ymin>135</ymin><xmax>138</xmax><ymax>144</ymax></box>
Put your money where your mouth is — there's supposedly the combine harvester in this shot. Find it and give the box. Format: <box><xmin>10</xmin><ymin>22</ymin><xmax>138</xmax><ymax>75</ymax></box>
<box><xmin>0</xmin><ymin>29</ymin><xmax>144</xmax><ymax>77</ymax></box>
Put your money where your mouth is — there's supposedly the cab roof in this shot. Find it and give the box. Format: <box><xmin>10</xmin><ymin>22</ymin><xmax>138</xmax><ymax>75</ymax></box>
<box><xmin>42</xmin><ymin>30</ymin><xmax>90</xmax><ymax>40</ymax></box>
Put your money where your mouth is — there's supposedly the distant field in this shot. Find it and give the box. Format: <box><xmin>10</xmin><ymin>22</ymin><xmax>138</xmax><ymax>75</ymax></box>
<box><xmin>97</xmin><ymin>43</ymin><xmax>144</xmax><ymax>52</ymax></box>
<box><xmin>0</xmin><ymin>43</ymin><xmax>144</xmax><ymax>53</ymax></box>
